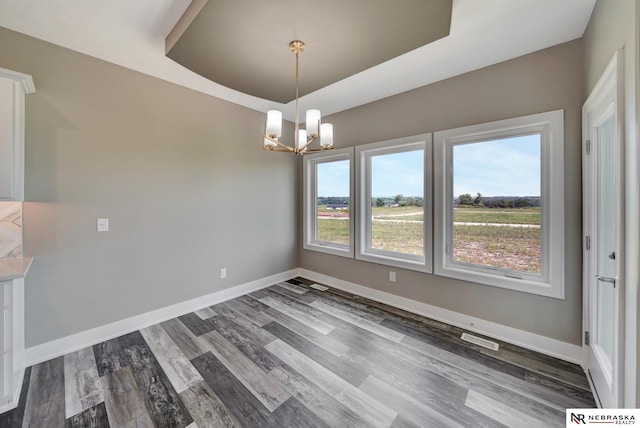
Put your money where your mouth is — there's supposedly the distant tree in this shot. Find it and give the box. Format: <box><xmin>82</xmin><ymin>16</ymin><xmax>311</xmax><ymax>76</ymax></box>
<box><xmin>375</xmin><ymin>197</ymin><xmax>385</xmax><ymax>207</ymax></box>
<box><xmin>394</xmin><ymin>194</ymin><xmax>404</xmax><ymax>204</ymax></box>
<box><xmin>514</xmin><ymin>197</ymin><xmax>529</xmax><ymax>208</ymax></box>
<box><xmin>457</xmin><ymin>193</ymin><xmax>473</xmax><ymax>206</ymax></box>
<box><xmin>405</xmin><ymin>197</ymin><xmax>415</xmax><ymax>207</ymax></box>
<box><xmin>414</xmin><ymin>198</ymin><xmax>423</xmax><ymax>207</ymax></box>
<box><xmin>473</xmin><ymin>192</ymin><xmax>484</xmax><ymax>207</ymax></box>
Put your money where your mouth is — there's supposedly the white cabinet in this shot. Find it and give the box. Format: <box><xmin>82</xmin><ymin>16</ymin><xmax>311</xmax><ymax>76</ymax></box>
<box><xmin>0</xmin><ymin>281</ymin><xmax>7</xmax><ymax>401</ymax></box>
<box><xmin>0</xmin><ymin>68</ymin><xmax>35</xmax><ymax>201</ymax></box>
<box><xmin>0</xmin><ymin>278</ymin><xmax>25</xmax><ymax>413</ymax></box>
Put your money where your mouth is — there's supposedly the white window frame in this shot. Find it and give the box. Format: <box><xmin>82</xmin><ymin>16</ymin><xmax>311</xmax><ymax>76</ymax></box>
<box><xmin>303</xmin><ymin>147</ymin><xmax>354</xmax><ymax>257</ymax></box>
<box><xmin>355</xmin><ymin>134</ymin><xmax>433</xmax><ymax>273</ymax></box>
<box><xmin>434</xmin><ymin>110</ymin><xmax>565</xmax><ymax>299</ymax></box>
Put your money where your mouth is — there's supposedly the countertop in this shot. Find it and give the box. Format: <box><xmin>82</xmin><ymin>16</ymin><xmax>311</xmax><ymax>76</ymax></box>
<box><xmin>0</xmin><ymin>257</ymin><xmax>32</xmax><ymax>281</ymax></box>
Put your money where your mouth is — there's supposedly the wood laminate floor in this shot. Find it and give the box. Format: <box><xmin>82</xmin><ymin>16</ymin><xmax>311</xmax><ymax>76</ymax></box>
<box><xmin>0</xmin><ymin>277</ymin><xmax>595</xmax><ymax>427</ymax></box>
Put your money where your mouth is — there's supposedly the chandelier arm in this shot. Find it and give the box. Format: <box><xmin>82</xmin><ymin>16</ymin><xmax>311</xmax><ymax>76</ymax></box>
<box><xmin>263</xmin><ymin>135</ymin><xmax>296</xmax><ymax>152</ymax></box>
<box><xmin>263</xmin><ymin>142</ymin><xmax>296</xmax><ymax>153</ymax></box>
<box><xmin>264</xmin><ymin>147</ymin><xmax>297</xmax><ymax>153</ymax></box>
<box><xmin>301</xmin><ymin>146</ymin><xmax>334</xmax><ymax>153</ymax></box>
<box><xmin>296</xmin><ymin>135</ymin><xmax>319</xmax><ymax>153</ymax></box>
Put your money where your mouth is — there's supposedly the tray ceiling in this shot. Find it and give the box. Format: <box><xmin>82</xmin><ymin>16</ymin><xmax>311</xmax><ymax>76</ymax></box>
<box><xmin>166</xmin><ymin>0</ymin><xmax>452</xmax><ymax>103</ymax></box>
<box><xmin>0</xmin><ymin>0</ymin><xmax>596</xmax><ymax>120</ymax></box>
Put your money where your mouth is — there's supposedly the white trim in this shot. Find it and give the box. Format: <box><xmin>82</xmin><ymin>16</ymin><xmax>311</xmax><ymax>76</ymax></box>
<box><xmin>582</xmin><ymin>49</ymin><xmax>625</xmax><ymax>408</ymax></box>
<box><xmin>11</xmin><ymin>80</ymin><xmax>25</xmax><ymax>201</ymax></box>
<box><xmin>585</xmin><ymin>368</ymin><xmax>603</xmax><ymax>408</ymax></box>
<box><xmin>433</xmin><ymin>110</ymin><xmax>565</xmax><ymax>299</ymax></box>
<box><xmin>20</xmin><ymin>265</ymin><xmax>581</xmax><ymax>394</ymax></box>
<box><xmin>355</xmin><ymin>134</ymin><xmax>433</xmax><ymax>273</ymax></box>
<box><xmin>0</xmin><ymin>69</ymin><xmax>33</xmax><ymax>201</ymax></box>
<box><xmin>24</xmin><ymin>269</ymin><xmax>297</xmax><ymax>366</ymax></box>
<box><xmin>298</xmin><ymin>268</ymin><xmax>582</xmax><ymax>364</ymax></box>
<box><xmin>302</xmin><ymin>148</ymin><xmax>355</xmax><ymax>258</ymax></box>
<box><xmin>0</xmin><ymin>67</ymin><xmax>35</xmax><ymax>94</ymax></box>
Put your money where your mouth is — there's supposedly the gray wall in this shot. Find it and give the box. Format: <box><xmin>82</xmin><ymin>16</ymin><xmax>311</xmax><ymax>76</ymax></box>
<box><xmin>301</xmin><ymin>40</ymin><xmax>585</xmax><ymax>345</ymax></box>
<box><xmin>0</xmin><ymin>27</ymin><xmax>299</xmax><ymax>347</ymax></box>
<box><xmin>583</xmin><ymin>0</ymin><xmax>639</xmax><ymax>407</ymax></box>
<box><xmin>0</xmin><ymin>16</ymin><xmax>611</xmax><ymax>351</ymax></box>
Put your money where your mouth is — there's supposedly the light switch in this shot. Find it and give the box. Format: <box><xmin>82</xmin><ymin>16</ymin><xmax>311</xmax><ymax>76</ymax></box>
<box><xmin>97</xmin><ymin>218</ymin><xmax>109</xmax><ymax>232</ymax></box>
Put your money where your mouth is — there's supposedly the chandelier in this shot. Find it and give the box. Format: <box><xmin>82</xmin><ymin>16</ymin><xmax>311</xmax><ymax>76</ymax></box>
<box><xmin>263</xmin><ymin>41</ymin><xmax>334</xmax><ymax>155</ymax></box>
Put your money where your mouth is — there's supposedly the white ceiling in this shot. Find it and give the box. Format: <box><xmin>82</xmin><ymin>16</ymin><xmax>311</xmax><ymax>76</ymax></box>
<box><xmin>0</xmin><ymin>0</ymin><xmax>596</xmax><ymax>121</ymax></box>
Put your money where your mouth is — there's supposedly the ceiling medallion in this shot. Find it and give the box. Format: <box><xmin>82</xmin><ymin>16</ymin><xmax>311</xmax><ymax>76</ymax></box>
<box><xmin>263</xmin><ymin>41</ymin><xmax>334</xmax><ymax>155</ymax></box>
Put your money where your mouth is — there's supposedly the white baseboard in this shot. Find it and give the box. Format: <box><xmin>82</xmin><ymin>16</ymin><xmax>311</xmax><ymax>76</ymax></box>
<box><xmin>24</xmin><ymin>267</ymin><xmax>582</xmax><ymax>368</ymax></box>
<box><xmin>25</xmin><ymin>269</ymin><xmax>298</xmax><ymax>366</ymax></box>
<box><xmin>298</xmin><ymin>268</ymin><xmax>583</xmax><ymax>365</ymax></box>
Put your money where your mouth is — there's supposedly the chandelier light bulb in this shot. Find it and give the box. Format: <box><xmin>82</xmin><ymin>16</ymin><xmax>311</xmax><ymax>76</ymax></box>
<box><xmin>320</xmin><ymin>123</ymin><xmax>334</xmax><ymax>148</ymax></box>
<box><xmin>306</xmin><ymin>109</ymin><xmax>321</xmax><ymax>137</ymax></box>
<box><xmin>266</xmin><ymin>110</ymin><xmax>282</xmax><ymax>138</ymax></box>
<box><xmin>297</xmin><ymin>129</ymin><xmax>307</xmax><ymax>151</ymax></box>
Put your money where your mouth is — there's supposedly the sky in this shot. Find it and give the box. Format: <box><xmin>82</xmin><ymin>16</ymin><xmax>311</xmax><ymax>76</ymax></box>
<box><xmin>371</xmin><ymin>150</ymin><xmax>424</xmax><ymax>197</ymax></box>
<box><xmin>316</xmin><ymin>135</ymin><xmax>541</xmax><ymax>197</ymax></box>
<box><xmin>316</xmin><ymin>151</ymin><xmax>425</xmax><ymax>197</ymax></box>
<box><xmin>453</xmin><ymin>134</ymin><xmax>540</xmax><ymax>197</ymax></box>
<box><xmin>317</xmin><ymin>160</ymin><xmax>350</xmax><ymax>197</ymax></box>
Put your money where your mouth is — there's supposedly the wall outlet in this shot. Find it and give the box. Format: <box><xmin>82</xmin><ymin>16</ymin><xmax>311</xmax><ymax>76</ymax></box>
<box><xmin>220</xmin><ymin>268</ymin><xmax>227</xmax><ymax>279</ymax></box>
<box><xmin>97</xmin><ymin>218</ymin><xmax>109</xmax><ymax>232</ymax></box>
<box><xmin>389</xmin><ymin>271</ymin><xmax>396</xmax><ymax>282</ymax></box>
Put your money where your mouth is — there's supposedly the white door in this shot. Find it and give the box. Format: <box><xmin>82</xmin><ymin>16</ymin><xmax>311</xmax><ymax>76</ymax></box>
<box><xmin>582</xmin><ymin>50</ymin><xmax>624</xmax><ymax>408</ymax></box>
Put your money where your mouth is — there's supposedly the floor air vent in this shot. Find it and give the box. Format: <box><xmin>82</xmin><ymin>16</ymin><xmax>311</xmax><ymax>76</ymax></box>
<box><xmin>309</xmin><ymin>283</ymin><xmax>329</xmax><ymax>291</ymax></box>
<box><xmin>461</xmin><ymin>333</ymin><xmax>499</xmax><ymax>351</ymax></box>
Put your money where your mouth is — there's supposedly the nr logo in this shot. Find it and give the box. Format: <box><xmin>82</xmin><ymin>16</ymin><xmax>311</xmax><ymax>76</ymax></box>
<box><xmin>571</xmin><ymin>413</ymin><xmax>587</xmax><ymax>424</ymax></box>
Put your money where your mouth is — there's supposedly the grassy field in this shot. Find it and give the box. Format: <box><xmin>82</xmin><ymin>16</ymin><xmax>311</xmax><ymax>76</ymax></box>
<box><xmin>316</xmin><ymin>205</ymin><xmax>541</xmax><ymax>273</ymax></box>
<box><xmin>372</xmin><ymin>206</ymin><xmax>424</xmax><ymax>215</ymax></box>
<box><xmin>453</xmin><ymin>207</ymin><xmax>540</xmax><ymax>225</ymax></box>
<box><xmin>317</xmin><ymin>218</ymin><xmax>423</xmax><ymax>255</ymax></box>
<box><xmin>371</xmin><ymin>222</ymin><xmax>424</xmax><ymax>255</ymax></box>
<box><xmin>451</xmin><ymin>208</ymin><xmax>541</xmax><ymax>272</ymax></box>
<box><xmin>317</xmin><ymin>218</ymin><xmax>350</xmax><ymax>244</ymax></box>
<box><xmin>452</xmin><ymin>224</ymin><xmax>540</xmax><ymax>273</ymax></box>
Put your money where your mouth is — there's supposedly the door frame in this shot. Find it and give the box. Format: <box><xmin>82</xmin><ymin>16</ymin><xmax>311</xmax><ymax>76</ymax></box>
<box><xmin>582</xmin><ymin>48</ymin><xmax>625</xmax><ymax>408</ymax></box>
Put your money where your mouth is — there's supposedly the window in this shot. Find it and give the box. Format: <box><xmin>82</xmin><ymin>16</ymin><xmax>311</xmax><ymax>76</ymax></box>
<box><xmin>356</xmin><ymin>134</ymin><xmax>432</xmax><ymax>272</ymax></box>
<box><xmin>434</xmin><ymin>110</ymin><xmax>565</xmax><ymax>298</ymax></box>
<box><xmin>303</xmin><ymin>148</ymin><xmax>354</xmax><ymax>257</ymax></box>
<box><xmin>302</xmin><ymin>111</ymin><xmax>564</xmax><ymax>298</ymax></box>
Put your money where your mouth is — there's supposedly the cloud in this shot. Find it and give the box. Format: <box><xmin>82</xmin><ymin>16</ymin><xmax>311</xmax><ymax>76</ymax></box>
<box><xmin>371</xmin><ymin>149</ymin><xmax>424</xmax><ymax>197</ymax></box>
<box><xmin>317</xmin><ymin>159</ymin><xmax>350</xmax><ymax>197</ymax></box>
<box><xmin>453</xmin><ymin>135</ymin><xmax>541</xmax><ymax>197</ymax></box>
<box><xmin>314</xmin><ymin>135</ymin><xmax>540</xmax><ymax>199</ymax></box>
